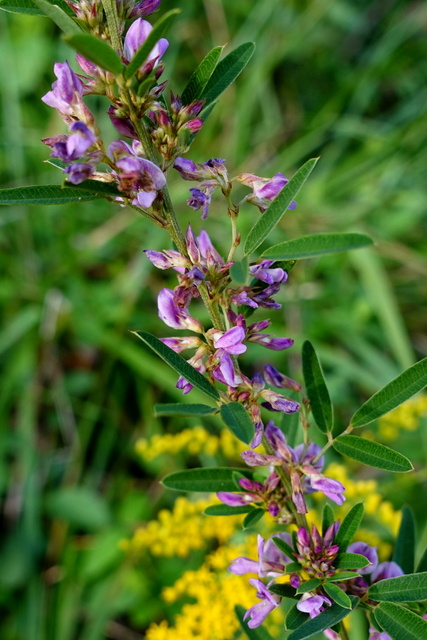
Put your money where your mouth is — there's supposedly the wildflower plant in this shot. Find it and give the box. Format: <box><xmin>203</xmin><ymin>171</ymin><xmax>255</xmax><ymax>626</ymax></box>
<box><xmin>1</xmin><ymin>0</ymin><xmax>427</xmax><ymax>638</ymax></box>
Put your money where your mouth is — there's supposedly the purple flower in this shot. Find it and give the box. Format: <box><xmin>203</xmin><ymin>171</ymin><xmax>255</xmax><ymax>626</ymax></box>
<box><xmin>212</xmin><ymin>326</ymin><xmax>247</xmax><ymax>355</ymax></box>
<box><xmin>232</xmin><ymin>291</ymin><xmax>258</xmax><ymax>308</ymax></box>
<box><xmin>187</xmin><ymin>188</ymin><xmax>212</xmax><ymax>220</ymax></box>
<box><xmin>108</xmin><ymin>107</ymin><xmax>138</xmax><ymax>139</ymax></box>
<box><xmin>42</xmin><ymin>61</ymin><xmax>84</xmax><ymax>116</ymax></box>
<box><xmin>249</xmin><ymin>260</ymin><xmax>288</xmax><ymax>284</ymax></box>
<box><xmin>51</xmin><ymin>121</ymin><xmax>96</xmax><ymax>163</ymax></box>
<box><xmin>260</xmin><ymin>389</ymin><xmax>299</xmax><ymax>414</ymax></box>
<box><xmin>229</xmin><ymin>533</ymin><xmax>292</xmax><ymax>579</ymax></box>
<box><xmin>296</xmin><ymin>593</ymin><xmax>332</xmax><ymax>619</ymax></box>
<box><xmin>238</xmin><ymin>171</ymin><xmax>297</xmax><ymax>213</ymax></box>
<box><xmin>63</xmin><ymin>163</ymin><xmax>95</xmax><ymax>184</ymax></box>
<box><xmin>160</xmin><ymin>336</ymin><xmax>202</xmax><ymax>353</ymax></box>
<box><xmin>123</xmin><ymin>18</ymin><xmax>168</xmax><ymax>68</ymax></box>
<box><xmin>130</xmin><ymin>0</ymin><xmax>161</xmax><ymax>18</ymax></box>
<box><xmin>371</xmin><ymin>561</ymin><xmax>404</xmax><ymax>583</ymax></box>
<box><xmin>301</xmin><ymin>468</ymin><xmax>346</xmax><ymax>506</ymax></box>
<box><xmin>115</xmin><ymin>154</ymin><xmax>166</xmax><ymax>206</ymax></box>
<box><xmin>368</xmin><ymin>628</ymin><xmax>392</xmax><ymax>640</ymax></box>
<box><xmin>347</xmin><ymin>542</ymin><xmax>378</xmax><ymax>575</ymax></box>
<box><xmin>157</xmin><ymin>288</ymin><xmax>203</xmax><ymax>332</ymax></box>
<box><xmin>264</xmin><ymin>364</ymin><xmax>301</xmax><ymax>392</ymax></box>
<box><xmin>243</xmin><ymin>580</ymin><xmax>281</xmax><ymax>629</ymax></box>
<box><xmin>211</xmin><ymin>351</ymin><xmax>242</xmax><ymax>387</ymax></box>
<box><xmin>249</xmin><ymin>334</ymin><xmax>294</xmax><ymax>351</ymax></box>
<box><xmin>144</xmin><ymin>249</ymin><xmax>190</xmax><ymax>270</ymax></box>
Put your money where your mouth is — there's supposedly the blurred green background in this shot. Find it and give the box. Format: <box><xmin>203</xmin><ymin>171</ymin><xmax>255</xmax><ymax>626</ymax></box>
<box><xmin>1</xmin><ymin>0</ymin><xmax>427</xmax><ymax>638</ymax></box>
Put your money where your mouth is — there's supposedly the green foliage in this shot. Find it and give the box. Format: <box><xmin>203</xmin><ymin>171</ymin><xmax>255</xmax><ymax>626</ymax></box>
<box><xmin>181</xmin><ymin>45</ymin><xmax>224</xmax><ymax>105</ymax></box>
<box><xmin>0</xmin><ymin>184</ymin><xmax>114</xmax><ymax>204</ymax></box>
<box><xmin>0</xmin><ymin>0</ymin><xmax>73</xmax><ymax>15</ymax></box>
<box><xmin>335</xmin><ymin>502</ymin><xmax>364</xmax><ymax>551</ymax></box>
<box><xmin>31</xmin><ymin>0</ymin><xmax>80</xmax><ymax>33</ymax></box>
<box><xmin>64</xmin><ymin>33</ymin><xmax>124</xmax><ymax>75</ymax></box>
<box><xmin>323</xmin><ymin>582</ymin><xmax>352</xmax><ymax>609</ymax></box>
<box><xmin>375</xmin><ymin>603</ymin><xmax>427</xmax><ymax>640</ymax></box>
<box><xmin>45</xmin><ymin>486</ymin><xmax>110</xmax><ymax>531</ymax></box>
<box><xmin>132</xmin><ymin>330</ymin><xmax>220</xmax><ymax>400</ymax></box>
<box><xmin>220</xmin><ymin>401</ymin><xmax>254</xmax><ymax>444</ymax></box>
<box><xmin>350</xmin><ymin>358</ymin><xmax>427</xmax><ymax>428</ymax></box>
<box><xmin>200</xmin><ymin>42</ymin><xmax>255</xmax><ymax>107</ymax></box>
<box><xmin>263</xmin><ymin>232</ymin><xmax>373</xmax><ymax>260</ymax></box>
<box><xmin>302</xmin><ymin>340</ymin><xmax>333</xmax><ymax>433</ymax></box>
<box><xmin>230</xmin><ymin>256</ymin><xmax>249</xmax><ymax>283</ymax></box>
<box><xmin>333</xmin><ymin>435</ymin><xmax>413</xmax><ymax>472</ymax></box>
<box><xmin>393</xmin><ymin>506</ymin><xmax>416</xmax><ymax>574</ymax></box>
<box><xmin>322</xmin><ymin>504</ymin><xmax>335</xmax><ymax>535</ymax></box>
<box><xmin>368</xmin><ymin>572</ymin><xmax>427</xmax><ymax>602</ymax></box>
<box><xmin>242</xmin><ymin>507</ymin><xmax>264</xmax><ymax>529</ymax></box>
<box><xmin>335</xmin><ymin>553</ymin><xmax>370</xmax><ymax>569</ymax></box>
<box><xmin>162</xmin><ymin>467</ymin><xmax>253</xmax><ymax>492</ymax></box>
<box><xmin>153</xmin><ymin>403</ymin><xmax>217</xmax><ymax>416</ymax></box>
<box><xmin>287</xmin><ymin>596</ymin><xmax>359</xmax><ymax>640</ymax></box>
<box><xmin>296</xmin><ymin>578</ymin><xmax>321</xmax><ymax>594</ymax></box>
<box><xmin>244</xmin><ymin>158</ymin><xmax>318</xmax><ymax>256</ymax></box>
<box><xmin>272</xmin><ymin>535</ymin><xmax>295</xmax><ymax>560</ymax></box>
<box><xmin>204</xmin><ymin>504</ymin><xmax>253</xmax><ymax>516</ymax></box>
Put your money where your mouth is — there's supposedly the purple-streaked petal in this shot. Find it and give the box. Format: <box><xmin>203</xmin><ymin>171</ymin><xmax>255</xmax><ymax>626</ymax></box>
<box><xmin>228</xmin><ymin>557</ymin><xmax>259</xmax><ymax>575</ymax></box>
<box><xmin>214</xmin><ymin>326</ymin><xmax>246</xmax><ymax>355</ymax></box>
<box><xmin>217</xmin><ymin>492</ymin><xmax>248</xmax><ymax>507</ymax></box>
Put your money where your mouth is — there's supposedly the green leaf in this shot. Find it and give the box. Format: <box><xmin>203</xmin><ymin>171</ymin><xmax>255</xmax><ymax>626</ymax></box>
<box><xmin>285</xmin><ymin>603</ymin><xmax>308</xmax><ymax>630</ymax></box>
<box><xmin>286</xmin><ymin>562</ymin><xmax>303</xmax><ymax>573</ymax></box>
<box><xmin>0</xmin><ymin>184</ymin><xmax>111</xmax><ymax>205</ymax></box>
<box><xmin>350</xmin><ymin>358</ymin><xmax>427</xmax><ymax>428</ymax></box>
<box><xmin>0</xmin><ymin>0</ymin><xmax>73</xmax><ymax>15</ymax></box>
<box><xmin>45</xmin><ymin>487</ymin><xmax>110</xmax><ymax>531</ymax></box>
<box><xmin>282</xmin><ymin>410</ymin><xmax>300</xmax><ymax>448</ymax></box>
<box><xmin>124</xmin><ymin>9</ymin><xmax>180</xmax><ymax>79</ymax></box>
<box><xmin>220</xmin><ymin>402</ymin><xmax>254</xmax><ymax>444</ymax></box>
<box><xmin>132</xmin><ymin>331</ymin><xmax>219</xmax><ymax>400</ymax></box>
<box><xmin>335</xmin><ymin>553</ymin><xmax>370</xmax><ymax>569</ymax></box>
<box><xmin>325</xmin><ymin>572</ymin><xmax>361</xmax><ymax>582</ymax></box>
<box><xmin>335</xmin><ymin>503</ymin><xmax>364</xmax><ymax>551</ymax></box>
<box><xmin>235</xmin><ymin>605</ymin><xmax>274</xmax><ymax>640</ymax></box>
<box><xmin>204</xmin><ymin>504</ymin><xmax>253</xmax><ymax>516</ymax></box>
<box><xmin>31</xmin><ymin>0</ymin><xmax>80</xmax><ymax>33</ymax></box>
<box><xmin>230</xmin><ymin>256</ymin><xmax>249</xmax><ymax>284</ymax></box>
<box><xmin>181</xmin><ymin>45</ymin><xmax>224</xmax><ymax>104</ymax></box>
<box><xmin>244</xmin><ymin>158</ymin><xmax>318</xmax><ymax>256</ymax></box>
<box><xmin>268</xmin><ymin>583</ymin><xmax>297</xmax><ymax>599</ymax></box>
<box><xmin>64</xmin><ymin>33</ymin><xmax>123</xmax><ymax>75</ymax></box>
<box><xmin>263</xmin><ymin>232</ymin><xmax>374</xmax><ymax>261</ymax></box>
<box><xmin>368</xmin><ymin>572</ymin><xmax>427</xmax><ymax>602</ymax></box>
<box><xmin>375</xmin><ymin>603</ymin><xmax>427</xmax><ymax>640</ymax></box>
<box><xmin>272</xmin><ymin>536</ymin><xmax>296</xmax><ymax>560</ymax></box>
<box><xmin>322</xmin><ymin>504</ymin><xmax>335</xmax><ymax>536</ymax></box>
<box><xmin>153</xmin><ymin>403</ymin><xmax>217</xmax><ymax>417</ymax></box>
<box><xmin>287</xmin><ymin>596</ymin><xmax>359</xmax><ymax>640</ymax></box>
<box><xmin>201</xmin><ymin>42</ymin><xmax>255</xmax><ymax>107</ymax></box>
<box><xmin>243</xmin><ymin>508</ymin><xmax>264</xmax><ymax>529</ymax></box>
<box><xmin>302</xmin><ymin>340</ymin><xmax>333</xmax><ymax>433</ymax></box>
<box><xmin>296</xmin><ymin>579</ymin><xmax>321</xmax><ymax>594</ymax></box>
<box><xmin>62</xmin><ymin>179</ymin><xmax>122</xmax><ymax>197</ymax></box>
<box><xmin>416</xmin><ymin>548</ymin><xmax>427</xmax><ymax>573</ymax></box>
<box><xmin>162</xmin><ymin>467</ymin><xmax>253</xmax><ymax>492</ymax></box>
<box><xmin>393</xmin><ymin>506</ymin><xmax>416</xmax><ymax>574</ymax></box>
<box><xmin>333</xmin><ymin>435</ymin><xmax>413</xmax><ymax>472</ymax></box>
<box><xmin>323</xmin><ymin>583</ymin><xmax>352</xmax><ymax>609</ymax></box>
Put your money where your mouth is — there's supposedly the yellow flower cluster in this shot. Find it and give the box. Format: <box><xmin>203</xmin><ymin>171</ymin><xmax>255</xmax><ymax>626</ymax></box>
<box><xmin>146</xmin><ymin>536</ymin><xmax>284</xmax><ymax>640</ymax></box>
<box><xmin>120</xmin><ymin>496</ymin><xmax>242</xmax><ymax>557</ymax></box>
<box><xmin>136</xmin><ymin>426</ymin><xmax>246</xmax><ymax>462</ymax></box>
<box><xmin>377</xmin><ymin>394</ymin><xmax>427</xmax><ymax>441</ymax></box>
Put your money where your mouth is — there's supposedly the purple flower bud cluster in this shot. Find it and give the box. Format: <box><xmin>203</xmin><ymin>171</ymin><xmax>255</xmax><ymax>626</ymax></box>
<box><xmin>228</xmin><ymin>522</ymin><xmax>405</xmax><ymax>630</ymax></box>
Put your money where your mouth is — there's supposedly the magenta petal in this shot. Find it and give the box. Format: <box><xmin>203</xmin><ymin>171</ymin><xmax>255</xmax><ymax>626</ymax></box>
<box><xmin>217</xmin><ymin>492</ymin><xmax>247</xmax><ymax>507</ymax></box>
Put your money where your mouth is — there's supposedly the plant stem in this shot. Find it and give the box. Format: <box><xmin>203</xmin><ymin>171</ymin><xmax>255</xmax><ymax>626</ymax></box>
<box><xmin>312</xmin><ymin>426</ymin><xmax>352</xmax><ymax>465</ymax></box>
<box><xmin>101</xmin><ymin>0</ymin><xmax>123</xmax><ymax>53</ymax></box>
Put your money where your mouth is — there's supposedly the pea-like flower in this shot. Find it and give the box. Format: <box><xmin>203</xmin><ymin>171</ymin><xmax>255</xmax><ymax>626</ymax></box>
<box><xmin>123</xmin><ymin>18</ymin><xmax>169</xmax><ymax>70</ymax></box>
<box><xmin>238</xmin><ymin>171</ymin><xmax>297</xmax><ymax>213</ymax></box>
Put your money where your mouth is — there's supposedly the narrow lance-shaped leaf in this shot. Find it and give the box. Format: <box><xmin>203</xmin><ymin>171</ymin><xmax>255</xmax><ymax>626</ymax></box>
<box><xmin>201</xmin><ymin>42</ymin><xmax>255</xmax><ymax>107</ymax></box>
<box><xmin>272</xmin><ymin>536</ymin><xmax>296</xmax><ymax>560</ymax></box>
<box><xmin>31</xmin><ymin>0</ymin><xmax>80</xmax><ymax>33</ymax></box>
<box><xmin>296</xmin><ymin>579</ymin><xmax>321</xmax><ymax>594</ymax></box>
<box><xmin>62</xmin><ymin>179</ymin><xmax>122</xmax><ymax>197</ymax></box>
<box><xmin>244</xmin><ymin>158</ymin><xmax>318</xmax><ymax>256</ymax></box>
<box><xmin>230</xmin><ymin>257</ymin><xmax>249</xmax><ymax>284</ymax></box>
<box><xmin>64</xmin><ymin>33</ymin><xmax>124</xmax><ymax>75</ymax></box>
<box><xmin>333</xmin><ymin>435</ymin><xmax>413</xmax><ymax>473</ymax></box>
<box><xmin>132</xmin><ymin>331</ymin><xmax>219</xmax><ymax>401</ymax></box>
<box><xmin>0</xmin><ymin>0</ymin><xmax>74</xmax><ymax>16</ymax></box>
<box><xmin>243</xmin><ymin>508</ymin><xmax>264</xmax><ymax>529</ymax></box>
<box><xmin>335</xmin><ymin>553</ymin><xmax>370</xmax><ymax>569</ymax></box>
<box><xmin>323</xmin><ymin>583</ymin><xmax>352</xmax><ymax>609</ymax></box>
<box><xmin>350</xmin><ymin>357</ymin><xmax>427</xmax><ymax>428</ymax></box>
<box><xmin>263</xmin><ymin>232</ymin><xmax>374</xmax><ymax>261</ymax></box>
<box><xmin>375</xmin><ymin>603</ymin><xmax>427</xmax><ymax>640</ymax></box>
<box><xmin>335</xmin><ymin>502</ymin><xmax>364</xmax><ymax>551</ymax></box>
<box><xmin>124</xmin><ymin>9</ymin><xmax>181</xmax><ymax>79</ymax></box>
<box><xmin>220</xmin><ymin>402</ymin><xmax>254</xmax><ymax>444</ymax></box>
<box><xmin>181</xmin><ymin>45</ymin><xmax>224</xmax><ymax>104</ymax></box>
<box><xmin>322</xmin><ymin>503</ymin><xmax>335</xmax><ymax>536</ymax></box>
<box><xmin>302</xmin><ymin>340</ymin><xmax>333</xmax><ymax>433</ymax></box>
<box><xmin>204</xmin><ymin>504</ymin><xmax>253</xmax><ymax>516</ymax></box>
<box><xmin>368</xmin><ymin>572</ymin><xmax>427</xmax><ymax>602</ymax></box>
<box><xmin>287</xmin><ymin>596</ymin><xmax>359</xmax><ymax>640</ymax></box>
<box><xmin>0</xmin><ymin>184</ymin><xmax>112</xmax><ymax>205</ymax></box>
<box><xmin>153</xmin><ymin>403</ymin><xmax>217</xmax><ymax>417</ymax></box>
<box><xmin>393</xmin><ymin>506</ymin><xmax>415</xmax><ymax>574</ymax></box>
<box><xmin>286</xmin><ymin>602</ymin><xmax>309</xmax><ymax>630</ymax></box>
<box><xmin>162</xmin><ymin>467</ymin><xmax>253</xmax><ymax>492</ymax></box>
<box><xmin>235</xmin><ymin>606</ymin><xmax>274</xmax><ymax>640</ymax></box>
<box><xmin>416</xmin><ymin>547</ymin><xmax>427</xmax><ymax>573</ymax></box>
